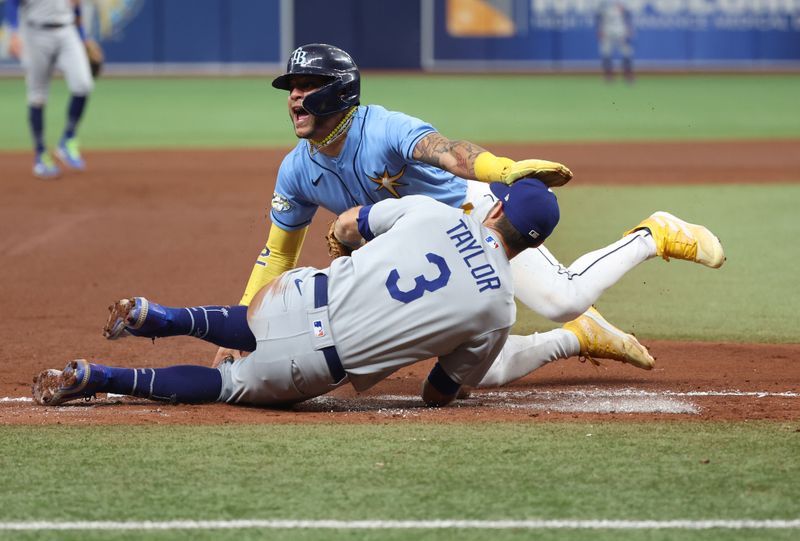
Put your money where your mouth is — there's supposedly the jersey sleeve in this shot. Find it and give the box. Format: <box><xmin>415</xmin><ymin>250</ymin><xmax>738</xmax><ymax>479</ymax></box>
<box><xmin>383</xmin><ymin>110</ymin><xmax>437</xmax><ymax>161</ymax></box>
<box><xmin>356</xmin><ymin>195</ymin><xmax>439</xmax><ymax>241</ymax></box>
<box><xmin>436</xmin><ymin>327</ymin><xmax>511</xmax><ymax>388</ymax></box>
<box><xmin>270</xmin><ymin>159</ymin><xmax>319</xmax><ymax>231</ymax></box>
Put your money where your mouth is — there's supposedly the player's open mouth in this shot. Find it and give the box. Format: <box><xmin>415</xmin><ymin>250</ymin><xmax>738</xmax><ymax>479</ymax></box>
<box><xmin>293</xmin><ymin>106</ymin><xmax>310</xmax><ymax>124</ymax></box>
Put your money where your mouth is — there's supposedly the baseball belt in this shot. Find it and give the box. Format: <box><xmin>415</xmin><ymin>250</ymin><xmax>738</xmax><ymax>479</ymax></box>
<box><xmin>27</xmin><ymin>21</ymin><xmax>67</xmax><ymax>29</ymax></box>
<box><xmin>313</xmin><ymin>273</ymin><xmax>346</xmax><ymax>383</ymax></box>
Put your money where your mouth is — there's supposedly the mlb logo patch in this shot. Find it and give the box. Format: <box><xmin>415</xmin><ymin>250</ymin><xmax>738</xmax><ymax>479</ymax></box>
<box><xmin>485</xmin><ymin>235</ymin><xmax>499</xmax><ymax>249</ymax></box>
<box><xmin>313</xmin><ymin>320</ymin><xmax>326</xmax><ymax>337</ymax></box>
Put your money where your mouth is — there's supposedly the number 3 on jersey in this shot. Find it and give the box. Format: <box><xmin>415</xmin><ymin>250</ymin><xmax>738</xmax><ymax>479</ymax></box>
<box><xmin>386</xmin><ymin>253</ymin><xmax>451</xmax><ymax>304</ymax></box>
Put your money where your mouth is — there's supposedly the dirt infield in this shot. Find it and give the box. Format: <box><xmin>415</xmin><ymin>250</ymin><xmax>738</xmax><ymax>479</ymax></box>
<box><xmin>1</xmin><ymin>140</ymin><xmax>798</xmax><ymax>425</ymax></box>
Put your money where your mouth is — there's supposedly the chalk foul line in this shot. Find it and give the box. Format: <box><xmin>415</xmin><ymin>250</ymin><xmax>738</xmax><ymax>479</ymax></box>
<box><xmin>1</xmin><ymin>519</ymin><xmax>799</xmax><ymax>531</ymax></box>
<box><xmin>4</xmin><ymin>389</ymin><xmax>798</xmax><ymax>404</ymax></box>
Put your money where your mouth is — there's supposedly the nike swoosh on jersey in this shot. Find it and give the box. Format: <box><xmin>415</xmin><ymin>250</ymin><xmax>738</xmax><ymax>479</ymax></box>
<box><xmin>294</xmin><ymin>278</ymin><xmax>303</xmax><ymax>294</ymax></box>
<box><xmin>311</xmin><ymin>174</ymin><xmax>323</xmax><ymax>186</ymax></box>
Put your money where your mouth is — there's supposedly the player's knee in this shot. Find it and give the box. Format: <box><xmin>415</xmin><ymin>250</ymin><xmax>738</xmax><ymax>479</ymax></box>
<box><xmin>71</xmin><ymin>78</ymin><xmax>94</xmax><ymax>95</ymax></box>
<box><xmin>28</xmin><ymin>94</ymin><xmax>48</xmax><ymax>106</ymax></box>
<box><xmin>519</xmin><ymin>294</ymin><xmax>588</xmax><ymax>323</ymax></box>
<box><xmin>69</xmin><ymin>72</ymin><xmax>94</xmax><ymax>95</ymax></box>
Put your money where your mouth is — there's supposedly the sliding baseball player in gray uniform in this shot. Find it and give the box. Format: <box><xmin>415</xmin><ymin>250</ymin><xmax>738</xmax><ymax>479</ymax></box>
<box><xmin>6</xmin><ymin>0</ymin><xmax>94</xmax><ymax>179</ymax></box>
<box><xmin>32</xmin><ymin>179</ymin><xmax>560</xmax><ymax>407</ymax></box>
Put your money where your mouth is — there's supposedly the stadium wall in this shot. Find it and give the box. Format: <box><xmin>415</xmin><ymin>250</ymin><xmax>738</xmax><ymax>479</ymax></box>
<box><xmin>0</xmin><ymin>0</ymin><xmax>798</xmax><ymax>73</ymax></box>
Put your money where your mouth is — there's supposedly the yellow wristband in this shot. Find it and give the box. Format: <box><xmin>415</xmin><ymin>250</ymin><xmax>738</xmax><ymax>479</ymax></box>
<box><xmin>474</xmin><ymin>151</ymin><xmax>514</xmax><ymax>183</ymax></box>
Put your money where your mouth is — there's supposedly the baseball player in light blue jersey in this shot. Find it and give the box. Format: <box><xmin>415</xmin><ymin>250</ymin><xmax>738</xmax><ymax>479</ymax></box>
<box><xmin>211</xmin><ymin>44</ymin><xmax>724</xmax><ymax>389</ymax></box>
<box><xmin>5</xmin><ymin>0</ymin><xmax>94</xmax><ymax>179</ymax></box>
<box><xmin>33</xmin><ymin>179</ymin><xmax>560</xmax><ymax>408</ymax></box>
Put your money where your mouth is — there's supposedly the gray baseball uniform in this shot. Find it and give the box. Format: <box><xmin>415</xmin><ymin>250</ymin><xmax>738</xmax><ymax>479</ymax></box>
<box><xmin>597</xmin><ymin>0</ymin><xmax>633</xmax><ymax>58</ymax></box>
<box><xmin>16</xmin><ymin>0</ymin><xmax>92</xmax><ymax>103</ymax></box>
<box><xmin>218</xmin><ymin>195</ymin><xmax>515</xmax><ymax>405</ymax></box>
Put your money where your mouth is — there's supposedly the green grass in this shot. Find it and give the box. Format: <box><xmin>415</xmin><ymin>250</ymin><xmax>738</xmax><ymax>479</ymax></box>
<box><xmin>1</xmin><ymin>73</ymin><xmax>797</xmax><ymax>541</ymax></box>
<box><xmin>510</xmin><ymin>183</ymin><xmax>800</xmax><ymax>342</ymax></box>
<box><xmin>1</xmin><ymin>423</ymin><xmax>798</xmax><ymax>541</ymax></box>
<box><xmin>0</xmin><ymin>74</ymin><xmax>799</xmax><ymax>150</ymax></box>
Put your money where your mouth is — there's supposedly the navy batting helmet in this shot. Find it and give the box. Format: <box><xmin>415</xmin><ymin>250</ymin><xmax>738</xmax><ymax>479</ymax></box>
<box><xmin>272</xmin><ymin>43</ymin><xmax>360</xmax><ymax>116</ymax></box>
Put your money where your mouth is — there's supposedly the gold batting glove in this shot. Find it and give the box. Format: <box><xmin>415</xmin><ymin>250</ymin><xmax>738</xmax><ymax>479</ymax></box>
<box><xmin>474</xmin><ymin>152</ymin><xmax>573</xmax><ymax>187</ymax></box>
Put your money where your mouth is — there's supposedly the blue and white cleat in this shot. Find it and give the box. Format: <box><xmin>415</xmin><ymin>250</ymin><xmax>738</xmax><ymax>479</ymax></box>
<box><xmin>103</xmin><ymin>297</ymin><xmax>170</xmax><ymax>339</ymax></box>
<box><xmin>56</xmin><ymin>137</ymin><xmax>86</xmax><ymax>170</ymax></box>
<box><xmin>32</xmin><ymin>359</ymin><xmax>107</xmax><ymax>406</ymax></box>
<box><xmin>103</xmin><ymin>297</ymin><xmax>150</xmax><ymax>339</ymax></box>
<box><xmin>33</xmin><ymin>152</ymin><xmax>61</xmax><ymax>180</ymax></box>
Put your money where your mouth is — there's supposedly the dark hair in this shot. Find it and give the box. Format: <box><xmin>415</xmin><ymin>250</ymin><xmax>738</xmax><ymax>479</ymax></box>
<box><xmin>493</xmin><ymin>213</ymin><xmax>533</xmax><ymax>253</ymax></box>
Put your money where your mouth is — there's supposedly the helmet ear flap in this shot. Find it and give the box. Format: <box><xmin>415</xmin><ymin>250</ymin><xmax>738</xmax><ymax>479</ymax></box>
<box><xmin>301</xmin><ymin>79</ymin><xmax>338</xmax><ymax>116</ymax></box>
<box><xmin>339</xmin><ymin>71</ymin><xmax>360</xmax><ymax>108</ymax></box>
<box><xmin>299</xmin><ymin>70</ymin><xmax>359</xmax><ymax>116</ymax></box>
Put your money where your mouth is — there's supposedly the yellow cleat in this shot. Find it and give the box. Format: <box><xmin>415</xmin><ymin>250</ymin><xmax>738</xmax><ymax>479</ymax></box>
<box><xmin>563</xmin><ymin>307</ymin><xmax>655</xmax><ymax>370</ymax></box>
<box><xmin>625</xmin><ymin>211</ymin><xmax>725</xmax><ymax>268</ymax></box>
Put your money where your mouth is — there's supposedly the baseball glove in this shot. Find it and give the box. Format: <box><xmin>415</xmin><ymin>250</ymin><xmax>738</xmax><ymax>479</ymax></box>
<box><xmin>503</xmin><ymin>159</ymin><xmax>573</xmax><ymax>187</ymax></box>
<box><xmin>474</xmin><ymin>152</ymin><xmax>573</xmax><ymax>188</ymax></box>
<box><xmin>85</xmin><ymin>39</ymin><xmax>104</xmax><ymax>78</ymax></box>
<box><xmin>325</xmin><ymin>220</ymin><xmax>353</xmax><ymax>259</ymax></box>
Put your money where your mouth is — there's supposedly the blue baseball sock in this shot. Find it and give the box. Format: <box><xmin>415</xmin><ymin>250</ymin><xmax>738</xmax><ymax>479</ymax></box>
<box><xmin>63</xmin><ymin>95</ymin><xmax>87</xmax><ymax>140</ymax></box>
<box><xmin>131</xmin><ymin>302</ymin><xmax>257</xmax><ymax>351</ymax></box>
<box><xmin>29</xmin><ymin>105</ymin><xmax>45</xmax><ymax>154</ymax></box>
<box><xmin>98</xmin><ymin>365</ymin><xmax>222</xmax><ymax>404</ymax></box>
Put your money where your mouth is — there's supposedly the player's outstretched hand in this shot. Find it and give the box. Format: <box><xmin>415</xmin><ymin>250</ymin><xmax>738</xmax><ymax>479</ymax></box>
<box><xmin>212</xmin><ymin>346</ymin><xmax>244</xmax><ymax>368</ymax></box>
<box><xmin>502</xmin><ymin>159</ymin><xmax>573</xmax><ymax>187</ymax></box>
<box><xmin>474</xmin><ymin>151</ymin><xmax>572</xmax><ymax>188</ymax></box>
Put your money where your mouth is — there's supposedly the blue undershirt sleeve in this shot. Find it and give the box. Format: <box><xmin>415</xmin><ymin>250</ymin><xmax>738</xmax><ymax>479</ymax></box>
<box><xmin>356</xmin><ymin>205</ymin><xmax>374</xmax><ymax>241</ymax></box>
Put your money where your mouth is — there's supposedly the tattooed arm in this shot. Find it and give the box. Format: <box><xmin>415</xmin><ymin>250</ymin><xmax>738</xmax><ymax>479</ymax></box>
<box><xmin>411</xmin><ymin>132</ymin><xmax>495</xmax><ymax>180</ymax></box>
<box><xmin>412</xmin><ymin>132</ymin><xmax>573</xmax><ymax>187</ymax></box>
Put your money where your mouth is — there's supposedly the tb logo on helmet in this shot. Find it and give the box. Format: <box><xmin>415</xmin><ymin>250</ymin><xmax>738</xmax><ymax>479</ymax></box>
<box><xmin>290</xmin><ymin>48</ymin><xmax>309</xmax><ymax>67</ymax></box>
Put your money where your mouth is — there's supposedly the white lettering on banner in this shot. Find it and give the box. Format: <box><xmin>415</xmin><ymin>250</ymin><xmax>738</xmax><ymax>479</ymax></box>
<box><xmin>685</xmin><ymin>0</ymin><xmax>708</xmax><ymax>15</ymax></box>
<box><xmin>653</xmin><ymin>0</ymin><xmax>682</xmax><ymax>14</ymax></box>
<box><xmin>531</xmin><ymin>0</ymin><xmax>800</xmax><ymax>15</ymax></box>
<box><xmin>530</xmin><ymin>0</ymin><xmax>800</xmax><ymax>30</ymax></box>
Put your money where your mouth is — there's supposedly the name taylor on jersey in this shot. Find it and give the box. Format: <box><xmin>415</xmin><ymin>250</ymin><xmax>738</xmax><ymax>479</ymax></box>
<box><xmin>446</xmin><ymin>218</ymin><xmax>502</xmax><ymax>293</ymax></box>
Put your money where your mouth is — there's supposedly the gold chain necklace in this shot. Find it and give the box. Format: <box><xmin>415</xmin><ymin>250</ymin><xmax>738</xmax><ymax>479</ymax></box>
<box><xmin>308</xmin><ymin>106</ymin><xmax>357</xmax><ymax>155</ymax></box>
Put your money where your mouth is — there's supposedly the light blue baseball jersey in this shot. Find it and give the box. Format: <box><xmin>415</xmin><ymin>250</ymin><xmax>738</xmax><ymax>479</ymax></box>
<box><xmin>270</xmin><ymin>105</ymin><xmax>468</xmax><ymax>230</ymax></box>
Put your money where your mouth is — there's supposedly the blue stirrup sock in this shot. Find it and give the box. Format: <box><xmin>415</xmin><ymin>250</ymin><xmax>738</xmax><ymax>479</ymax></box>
<box><xmin>63</xmin><ymin>95</ymin><xmax>87</xmax><ymax>140</ymax></box>
<box><xmin>97</xmin><ymin>365</ymin><xmax>222</xmax><ymax>404</ymax></box>
<box><xmin>29</xmin><ymin>105</ymin><xmax>45</xmax><ymax>154</ymax></box>
<box><xmin>131</xmin><ymin>302</ymin><xmax>257</xmax><ymax>352</ymax></box>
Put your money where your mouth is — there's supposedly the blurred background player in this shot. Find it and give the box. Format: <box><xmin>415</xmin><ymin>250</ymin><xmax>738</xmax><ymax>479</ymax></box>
<box><xmin>595</xmin><ymin>0</ymin><xmax>635</xmax><ymax>83</ymax></box>
<box><xmin>5</xmin><ymin>0</ymin><xmax>94</xmax><ymax>179</ymax></box>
